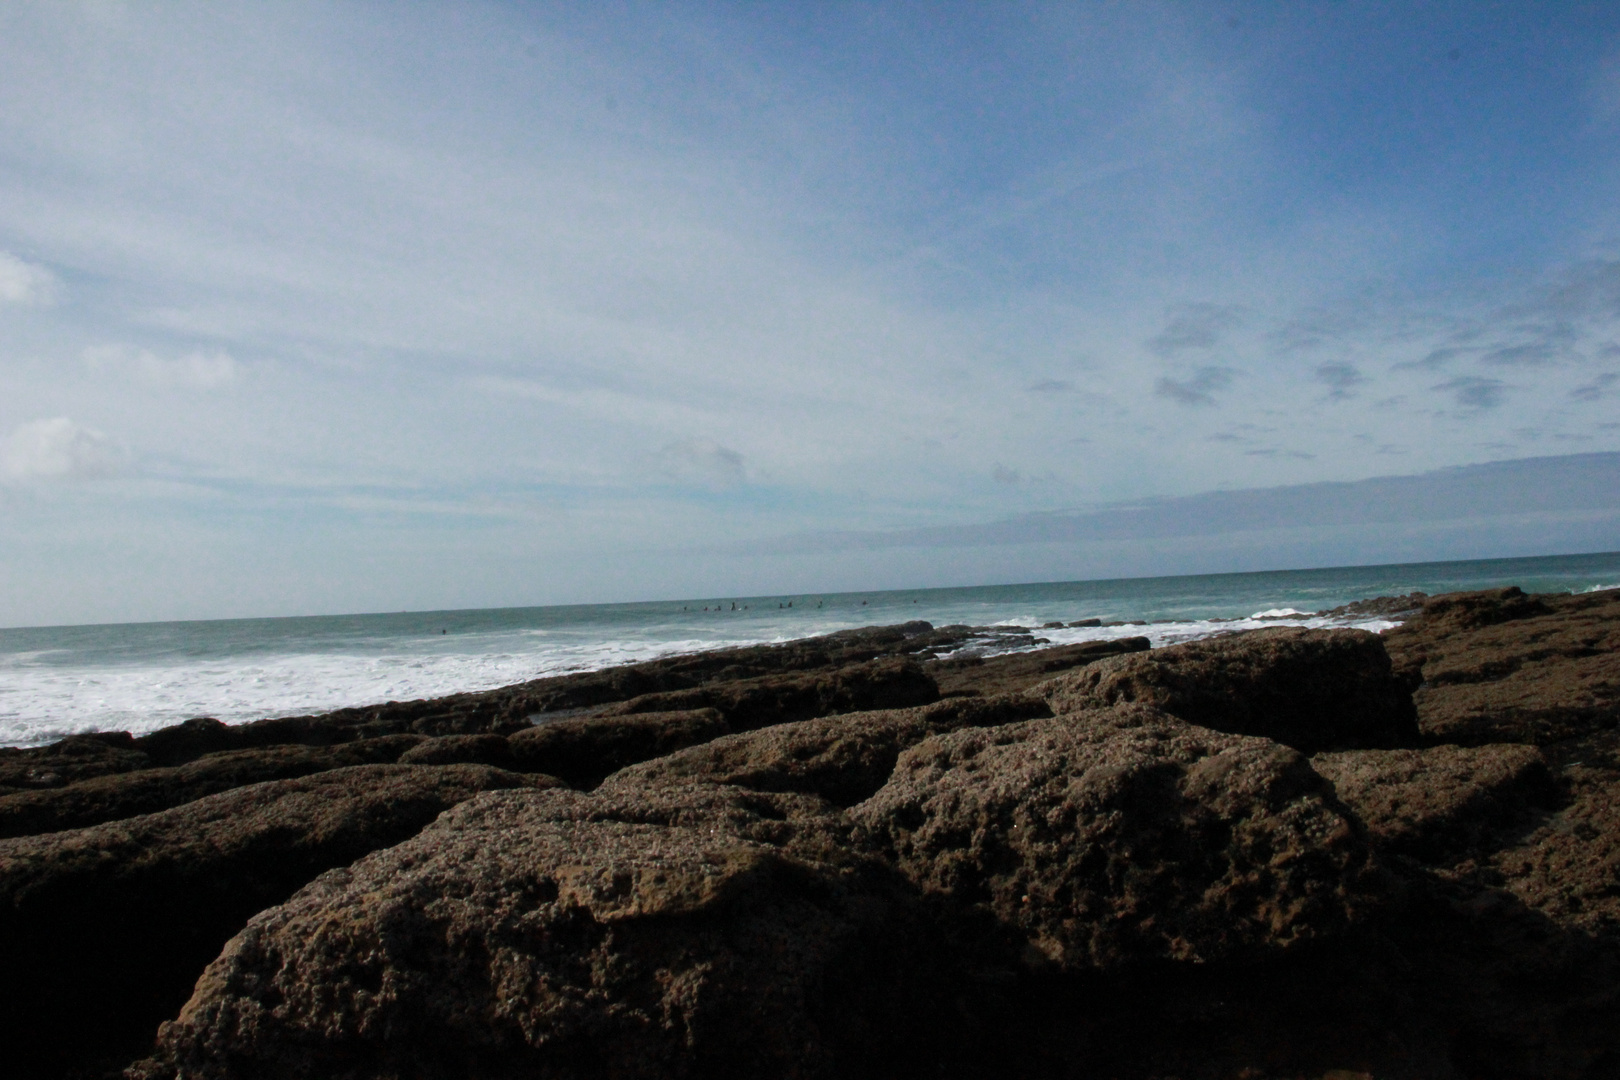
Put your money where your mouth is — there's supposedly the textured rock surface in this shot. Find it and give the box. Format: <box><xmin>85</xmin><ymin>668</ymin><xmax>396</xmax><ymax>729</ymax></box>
<box><xmin>0</xmin><ymin>730</ymin><xmax>152</xmax><ymax>793</ymax></box>
<box><xmin>0</xmin><ymin>763</ymin><xmax>548</xmax><ymax>1079</ymax></box>
<box><xmin>396</xmin><ymin>732</ymin><xmax>514</xmax><ymax>768</ymax></box>
<box><xmin>925</xmin><ymin>636</ymin><xmax>1150</xmax><ymax>699</ymax></box>
<box><xmin>6</xmin><ymin>591</ymin><xmax>1620</xmax><ymax>1079</ymax></box>
<box><xmin>1383</xmin><ymin>587</ymin><xmax>1620</xmax><ymax>746</ymax></box>
<box><xmin>853</xmin><ymin>705</ymin><xmax>1377</xmax><ymax>970</ymax></box>
<box><xmin>0</xmin><ymin>735</ymin><xmax>426</xmax><ymax>839</ymax></box>
<box><xmin>131</xmin><ymin>784</ymin><xmax>962</xmax><ymax>1080</ymax></box>
<box><xmin>1483</xmin><ymin>730</ymin><xmax>1620</xmax><ymax>940</ymax></box>
<box><xmin>598</xmin><ymin>657</ymin><xmax>940</xmax><ymax>732</ymax></box>
<box><xmin>603</xmin><ymin>695</ymin><xmax>1052</xmax><ymax>807</ymax></box>
<box><xmin>1312</xmin><ymin>744</ymin><xmax>1561</xmax><ymax>864</ymax></box>
<box><xmin>508</xmin><ymin>709</ymin><xmax>730</xmax><ymax>787</ymax></box>
<box><xmin>1039</xmin><ymin>627</ymin><xmax>1420</xmax><ymax>753</ymax></box>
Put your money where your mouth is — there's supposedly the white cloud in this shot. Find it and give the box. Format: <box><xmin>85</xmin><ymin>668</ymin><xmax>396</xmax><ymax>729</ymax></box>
<box><xmin>82</xmin><ymin>344</ymin><xmax>240</xmax><ymax>387</ymax></box>
<box><xmin>1</xmin><ymin>418</ymin><xmax>124</xmax><ymax>481</ymax></box>
<box><xmin>0</xmin><ymin>252</ymin><xmax>58</xmax><ymax>305</ymax></box>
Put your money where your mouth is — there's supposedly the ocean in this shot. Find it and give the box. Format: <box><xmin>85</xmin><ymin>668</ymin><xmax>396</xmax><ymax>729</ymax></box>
<box><xmin>3</xmin><ymin>551</ymin><xmax>1618</xmax><ymax>748</ymax></box>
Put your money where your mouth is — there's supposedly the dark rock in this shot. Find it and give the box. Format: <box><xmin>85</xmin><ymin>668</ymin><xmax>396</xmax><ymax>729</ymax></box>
<box><xmin>507</xmin><ymin>709</ymin><xmax>730</xmax><ymax>787</ymax></box>
<box><xmin>1312</xmin><ymin>744</ymin><xmax>1562</xmax><ymax>865</ymax></box>
<box><xmin>131</xmin><ymin>784</ymin><xmax>964</xmax><ymax>1080</ymax></box>
<box><xmin>396</xmin><ymin>732</ymin><xmax>513</xmax><ymax>768</ymax></box>
<box><xmin>1485</xmin><ymin>748</ymin><xmax>1620</xmax><ymax>939</ymax></box>
<box><xmin>1384</xmin><ymin>587</ymin><xmax>1620</xmax><ymax>746</ymax></box>
<box><xmin>852</xmin><ymin>705</ymin><xmax>1378</xmax><ymax>971</ymax></box>
<box><xmin>1068</xmin><ymin>619</ymin><xmax>1102</xmax><ymax>627</ymax></box>
<box><xmin>1402</xmin><ymin>586</ymin><xmax>1553</xmax><ymax>634</ymax></box>
<box><xmin>1316</xmin><ymin>592</ymin><xmax>1430</xmax><ymax>619</ymax></box>
<box><xmin>0</xmin><ymin>731</ymin><xmax>151</xmax><ymax>791</ymax></box>
<box><xmin>0</xmin><ymin>763</ymin><xmax>550</xmax><ymax>1080</ymax></box>
<box><xmin>926</xmin><ymin>636</ymin><xmax>1149</xmax><ymax>700</ymax></box>
<box><xmin>1040</xmin><ymin>627</ymin><xmax>1420</xmax><ymax>754</ymax></box>
<box><xmin>599</xmin><ymin>657</ymin><xmax>940</xmax><ymax>732</ymax></box>
<box><xmin>0</xmin><ymin>735</ymin><xmax>426</xmax><ymax>839</ymax></box>
<box><xmin>133</xmin><ymin>716</ymin><xmax>241</xmax><ymax>765</ymax></box>
<box><xmin>603</xmin><ymin>695</ymin><xmax>1053</xmax><ymax>808</ymax></box>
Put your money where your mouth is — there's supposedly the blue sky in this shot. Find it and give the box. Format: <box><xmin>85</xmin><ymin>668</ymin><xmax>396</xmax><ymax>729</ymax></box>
<box><xmin>3</xmin><ymin>1</ymin><xmax>1620</xmax><ymax>625</ymax></box>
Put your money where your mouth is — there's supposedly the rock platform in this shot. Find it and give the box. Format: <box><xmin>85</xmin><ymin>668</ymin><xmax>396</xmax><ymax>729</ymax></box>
<box><xmin>0</xmin><ymin>595</ymin><xmax>1616</xmax><ymax>1078</ymax></box>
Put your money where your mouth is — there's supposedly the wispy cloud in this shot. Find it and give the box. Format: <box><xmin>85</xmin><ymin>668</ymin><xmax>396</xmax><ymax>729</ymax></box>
<box><xmin>1155</xmin><ymin>366</ymin><xmax>1234</xmax><ymax>406</ymax></box>
<box><xmin>1</xmin><ymin>419</ymin><xmax>124</xmax><ymax>482</ymax></box>
<box><xmin>1434</xmin><ymin>375</ymin><xmax>1509</xmax><ymax>410</ymax></box>
<box><xmin>0</xmin><ymin>252</ymin><xmax>57</xmax><ymax>306</ymax></box>
<box><xmin>82</xmin><ymin>345</ymin><xmax>241</xmax><ymax>388</ymax></box>
<box><xmin>659</xmin><ymin>439</ymin><xmax>746</xmax><ymax>489</ymax></box>
<box><xmin>1314</xmin><ymin>362</ymin><xmax>1366</xmax><ymax>400</ymax></box>
<box><xmin>1147</xmin><ymin>303</ymin><xmax>1244</xmax><ymax>357</ymax></box>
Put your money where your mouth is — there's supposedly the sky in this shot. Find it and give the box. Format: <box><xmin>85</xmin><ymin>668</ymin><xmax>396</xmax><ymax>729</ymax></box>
<box><xmin>3</xmin><ymin>1</ymin><xmax>1620</xmax><ymax>627</ymax></box>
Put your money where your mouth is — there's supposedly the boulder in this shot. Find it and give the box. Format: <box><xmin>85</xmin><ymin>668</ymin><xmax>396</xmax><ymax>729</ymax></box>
<box><xmin>508</xmin><ymin>709</ymin><xmax>731</xmax><ymax>787</ymax></box>
<box><xmin>852</xmin><ymin>705</ymin><xmax>1377</xmax><ymax>971</ymax></box>
<box><xmin>603</xmin><ymin>695</ymin><xmax>1051</xmax><ymax>807</ymax></box>
<box><xmin>599</xmin><ymin>657</ymin><xmax>940</xmax><ymax>732</ymax></box>
<box><xmin>0</xmin><ymin>763</ymin><xmax>551</xmax><ymax>1080</ymax></box>
<box><xmin>1383</xmin><ymin>587</ymin><xmax>1620</xmax><ymax>746</ymax></box>
<box><xmin>1039</xmin><ymin>627</ymin><xmax>1420</xmax><ymax>754</ymax></box>
<box><xmin>132</xmin><ymin>784</ymin><xmax>964</xmax><ymax>1080</ymax></box>
<box><xmin>0</xmin><ymin>735</ymin><xmax>426</xmax><ymax>839</ymax></box>
<box><xmin>1312</xmin><ymin>744</ymin><xmax>1561</xmax><ymax>864</ymax></box>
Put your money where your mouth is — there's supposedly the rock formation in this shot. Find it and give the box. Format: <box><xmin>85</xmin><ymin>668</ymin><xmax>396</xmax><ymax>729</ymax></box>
<box><xmin>0</xmin><ymin>600</ymin><xmax>1616</xmax><ymax>1078</ymax></box>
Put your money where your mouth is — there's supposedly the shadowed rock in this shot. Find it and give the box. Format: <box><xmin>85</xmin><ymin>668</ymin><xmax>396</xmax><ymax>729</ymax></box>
<box><xmin>603</xmin><ymin>695</ymin><xmax>1052</xmax><ymax>807</ymax></box>
<box><xmin>507</xmin><ymin>708</ymin><xmax>730</xmax><ymax>787</ymax></box>
<box><xmin>1384</xmin><ymin>587</ymin><xmax>1620</xmax><ymax>746</ymax></box>
<box><xmin>598</xmin><ymin>657</ymin><xmax>940</xmax><ymax>732</ymax></box>
<box><xmin>396</xmin><ymin>732</ymin><xmax>514</xmax><ymax>768</ymax></box>
<box><xmin>130</xmin><ymin>784</ymin><xmax>964</xmax><ymax>1080</ymax></box>
<box><xmin>1312</xmin><ymin>744</ymin><xmax>1562</xmax><ymax>864</ymax></box>
<box><xmin>0</xmin><ymin>730</ymin><xmax>152</xmax><ymax>793</ymax></box>
<box><xmin>0</xmin><ymin>763</ymin><xmax>552</xmax><ymax>1080</ymax></box>
<box><xmin>0</xmin><ymin>735</ymin><xmax>426</xmax><ymax>839</ymax></box>
<box><xmin>852</xmin><ymin>705</ymin><xmax>1378</xmax><ymax>971</ymax></box>
<box><xmin>925</xmin><ymin>636</ymin><xmax>1151</xmax><ymax>699</ymax></box>
<box><xmin>1039</xmin><ymin>627</ymin><xmax>1420</xmax><ymax>754</ymax></box>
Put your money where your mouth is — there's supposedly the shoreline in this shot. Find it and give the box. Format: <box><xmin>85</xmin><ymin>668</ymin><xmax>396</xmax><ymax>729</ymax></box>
<box><xmin>2</xmin><ymin>582</ymin><xmax>1619</xmax><ymax>1076</ymax></box>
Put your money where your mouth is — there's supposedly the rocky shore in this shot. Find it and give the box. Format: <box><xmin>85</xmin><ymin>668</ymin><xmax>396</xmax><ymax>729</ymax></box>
<box><xmin>2</xmin><ymin>587</ymin><xmax>1618</xmax><ymax>1078</ymax></box>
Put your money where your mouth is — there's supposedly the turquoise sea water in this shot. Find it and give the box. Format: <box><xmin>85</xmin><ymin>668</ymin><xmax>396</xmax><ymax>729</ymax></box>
<box><xmin>3</xmin><ymin>550</ymin><xmax>1618</xmax><ymax>747</ymax></box>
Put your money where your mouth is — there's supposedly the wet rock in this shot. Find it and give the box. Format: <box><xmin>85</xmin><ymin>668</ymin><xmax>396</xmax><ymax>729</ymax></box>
<box><xmin>0</xmin><ymin>734</ymin><xmax>426</xmax><ymax>839</ymax></box>
<box><xmin>1384</xmin><ymin>587</ymin><xmax>1620</xmax><ymax>746</ymax></box>
<box><xmin>0</xmin><ymin>730</ymin><xmax>151</xmax><ymax>792</ymax></box>
<box><xmin>1401</xmin><ymin>586</ymin><xmax>1553</xmax><ymax>635</ymax></box>
<box><xmin>604</xmin><ymin>695</ymin><xmax>1053</xmax><ymax>808</ymax></box>
<box><xmin>1315</xmin><ymin>592</ymin><xmax>1430</xmax><ymax>619</ymax></box>
<box><xmin>925</xmin><ymin>636</ymin><xmax>1150</xmax><ymax>700</ymax></box>
<box><xmin>131</xmin><ymin>784</ymin><xmax>963</xmax><ymax>1080</ymax></box>
<box><xmin>852</xmin><ymin>705</ymin><xmax>1377</xmax><ymax>971</ymax></box>
<box><xmin>1312</xmin><ymin>744</ymin><xmax>1561</xmax><ymax>865</ymax></box>
<box><xmin>1040</xmin><ymin>627</ymin><xmax>1420</xmax><ymax>754</ymax></box>
<box><xmin>599</xmin><ymin>657</ymin><xmax>940</xmax><ymax>732</ymax></box>
<box><xmin>0</xmin><ymin>763</ymin><xmax>549</xmax><ymax>1080</ymax></box>
<box><xmin>508</xmin><ymin>708</ymin><xmax>730</xmax><ymax>787</ymax></box>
